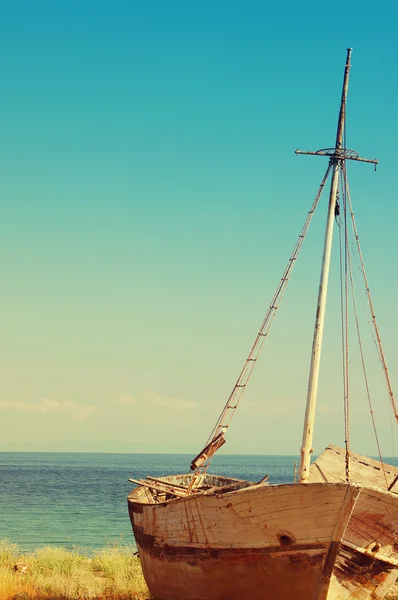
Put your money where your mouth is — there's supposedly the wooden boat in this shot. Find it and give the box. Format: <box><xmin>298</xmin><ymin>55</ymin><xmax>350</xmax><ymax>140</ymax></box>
<box><xmin>128</xmin><ymin>49</ymin><xmax>398</xmax><ymax>600</ymax></box>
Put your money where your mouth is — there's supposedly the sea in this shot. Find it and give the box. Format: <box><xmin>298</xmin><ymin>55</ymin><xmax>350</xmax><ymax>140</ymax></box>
<box><xmin>0</xmin><ymin>452</ymin><xmax>300</xmax><ymax>552</ymax></box>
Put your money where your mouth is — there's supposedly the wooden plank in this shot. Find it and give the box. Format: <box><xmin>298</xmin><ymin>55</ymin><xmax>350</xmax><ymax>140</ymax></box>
<box><xmin>128</xmin><ymin>478</ymin><xmax>188</xmax><ymax>498</ymax></box>
<box><xmin>308</xmin><ymin>445</ymin><xmax>398</xmax><ymax>491</ymax></box>
<box><xmin>146</xmin><ymin>476</ymin><xmax>190</xmax><ymax>491</ymax></box>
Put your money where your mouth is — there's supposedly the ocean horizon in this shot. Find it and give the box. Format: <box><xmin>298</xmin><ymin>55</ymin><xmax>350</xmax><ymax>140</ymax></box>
<box><xmin>2</xmin><ymin>451</ymin><xmax>397</xmax><ymax>552</ymax></box>
<box><xmin>1</xmin><ymin>451</ymin><xmax>301</xmax><ymax>551</ymax></box>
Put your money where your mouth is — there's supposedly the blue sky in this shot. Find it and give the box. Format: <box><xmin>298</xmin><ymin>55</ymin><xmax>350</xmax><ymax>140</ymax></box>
<box><xmin>0</xmin><ymin>1</ymin><xmax>397</xmax><ymax>457</ymax></box>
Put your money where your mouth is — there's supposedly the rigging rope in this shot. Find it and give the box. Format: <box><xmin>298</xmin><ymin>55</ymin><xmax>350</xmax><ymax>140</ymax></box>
<box><xmin>341</xmin><ymin>162</ymin><xmax>388</xmax><ymax>487</ymax></box>
<box><xmin>339</xmin><ymin>164</ymin><xmax>351</xmax><ymax>481</ymax></box>
<box><xmin>342</xmin><ymin>121</ymin><xmax>351</xmax><ymax>480</ymax></box>
<box><xmin>346</xmin><ymin>234</ymin><xmax>388</xmax><ymax>487</ymax></box>
<box><xmin>189</xmin><ymin>163</ymin><xmax>332</xmax><ymax>485</ymax></box>
<box><xmin>343</xmin><ymin>168</ymin><xmax>398</xmax><ymax>424</ymax></box>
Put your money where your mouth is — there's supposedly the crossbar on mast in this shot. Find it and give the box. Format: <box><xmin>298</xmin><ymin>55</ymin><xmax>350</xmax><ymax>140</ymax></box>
<box><xmin>295</xmin><ymin>149</ymin><xmax>378</xmax><ymax>167</ymax></box>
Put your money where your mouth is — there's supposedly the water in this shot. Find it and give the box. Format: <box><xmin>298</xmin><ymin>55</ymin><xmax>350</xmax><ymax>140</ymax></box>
<box><xmin>0</xmin><ymin>452</ymin><xmax>298</xmax><ymax>551</ymax></box>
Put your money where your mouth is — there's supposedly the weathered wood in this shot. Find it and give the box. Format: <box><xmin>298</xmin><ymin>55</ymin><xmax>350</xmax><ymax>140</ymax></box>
<box><xmin>327</xmin><ymin>537</ymin><xmax>398</xmax><ymax>599</ymax></box>
<box><xmin>307</xmin><ymin>446</ymin><xmax>398</xmax><ymax>598</ymax></box>
<box><xmin>128</xmin><ymin>478</ymin><xmax>188</xmax><ymax>498</ymax></box>
<box><xmin>388</xmin><ymin>473</ymin><xmax>398</xmax><ymax>491</ymax></box>
<box><xmin>128</xmin><ymin>468</ymin><xmax>398</xmax><ymax>599</ymax></box>
<box><xmin>256</xmin><ymin>473</ymin><xmax>269</xmax><ymax>484</ymax></box>
<box><xmin>146</xmin><ymin>476</ymin><xmax>190</xmax><ymax>491</ymax></box>
<box><xmin>128</xmin><ymin>477</ymin><xmax>366</xmax><ymax>600</ymax></box>
<box><xmin>308</xmin><ymin>445</ymin><xmax>398</xmax><ymax>491</ymax></box>
<box><xmin>190</xmin><ymin>433</ymin><xmax>226</xmax><ymax>470</ymax></box>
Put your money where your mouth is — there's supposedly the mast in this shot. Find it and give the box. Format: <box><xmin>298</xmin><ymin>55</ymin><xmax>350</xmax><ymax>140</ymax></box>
<box><xmin>189</xmin><ymin>49</ymin><xmax>378</xmax><ymax>488</ymax></box>
<box><xmin>298</xmin><ymin>49</ymin><xmax>352</xmax><ymax>483</ymax></box>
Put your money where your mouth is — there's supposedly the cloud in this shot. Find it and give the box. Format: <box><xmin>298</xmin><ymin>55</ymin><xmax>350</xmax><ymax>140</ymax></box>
<box><xmin>114</xmin><ymin>390</ymin><xmax>196</xmax><ymax>412</ymax></box>
<box><xmin>116</xmin><ymin>393</ymin><xmax>137</xmax><ymax>406</ymax></box>
<box><xmin>0</xmin><ymin>398</ymin><xmax>96</xmax><ymax>421</ymax></box>
<box><xmin>143</xmin><ymin>390</ymin><xmax>196</xmax><ymax>411</ymax></box>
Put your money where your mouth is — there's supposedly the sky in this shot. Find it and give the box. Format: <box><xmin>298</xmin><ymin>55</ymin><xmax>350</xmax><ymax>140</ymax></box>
<box><xmin>0</xmin><ymin>1</ymin><xmax>398</xmax><ymax>458</ymax></box>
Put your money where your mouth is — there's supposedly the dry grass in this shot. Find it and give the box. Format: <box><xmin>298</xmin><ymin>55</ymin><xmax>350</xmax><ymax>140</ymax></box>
<box><xmin>0</xmin><ymin>540</ymin><xmax>151</xmax><ymax>600</ymax></box>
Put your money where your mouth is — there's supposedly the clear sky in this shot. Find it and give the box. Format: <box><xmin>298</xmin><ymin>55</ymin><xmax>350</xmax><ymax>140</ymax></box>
<box><xmin>0</xmin><ymin>0</ymin><xmax>397</xmax><ymax>458</ymax></box>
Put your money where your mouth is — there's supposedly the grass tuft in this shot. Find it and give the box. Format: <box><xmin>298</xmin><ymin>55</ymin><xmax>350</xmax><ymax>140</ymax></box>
<box><xmin>0</xmin><ymin>540</ymin><xmax>20</xmax><ymax>566</ymax></box>
<box><xmin>0</xmin><ymin>540</ymin><xmax>151</xmax><ymax>600</ymax></box>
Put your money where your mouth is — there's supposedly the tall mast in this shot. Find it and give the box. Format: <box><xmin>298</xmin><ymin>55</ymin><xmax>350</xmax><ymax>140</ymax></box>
<box><xmin>298</xmin><ymin>49</ymin><xmax>352</xmax><ymax>482</ymax></box>
<box><xmin>189</xmin><ymin>49</ymin><xmax>378</xmax><ymax>487</ymax></box>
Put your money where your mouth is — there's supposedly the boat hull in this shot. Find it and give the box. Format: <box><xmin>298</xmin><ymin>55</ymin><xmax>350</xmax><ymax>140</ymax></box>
<box><xmin>128</xmin><ymin>447</ymin><xmax>398</xmax><ymax>600</ymax></box>
<box><xmin>136</xmin><ymin>542</ymin><xmax>397</xmax><ymax>600</ymax></box>
<box><xmin>129</xmin><ymin>479</ymin><xmax>363</xmax><ymax>600</ymax></box>
<box><xmin>137</xmin><ymin>542</ymin><xmax>330</xmax><ymax>600</ymax></box>
<box><xmin>328</xmin><ymin>542</ymin><xmax>397</xmax><ymax>600</ymax></box>
<box><xmin>309</xmin><ymin>445</ymin><xmax>398</xmax><ymax>598</ymax></box>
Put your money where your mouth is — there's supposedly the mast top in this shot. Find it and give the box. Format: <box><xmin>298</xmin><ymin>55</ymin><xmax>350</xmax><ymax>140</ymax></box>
<box><xmin>335</xmin><ymin>47</ymin><xmax>352</xmax><ymax>151</ymax></box>
<box><xmin>296</xmin><ymin>47</ymin><xmax>377</xmax><ymax>167</ymax></box>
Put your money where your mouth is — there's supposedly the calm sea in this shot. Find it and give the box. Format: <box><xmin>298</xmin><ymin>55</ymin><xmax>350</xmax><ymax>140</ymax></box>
<box><xmin>0</xmin><ymin>452</ymin><xmax>299</xmax><ymax>551</ymax></box>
